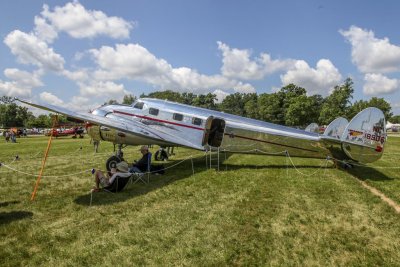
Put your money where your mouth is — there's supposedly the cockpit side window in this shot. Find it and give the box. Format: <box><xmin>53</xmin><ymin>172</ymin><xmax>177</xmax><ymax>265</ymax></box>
<box><xmin>133</xmin><ymin>102</ymin><xmax>144</xmax><ymax>109</ymax></box>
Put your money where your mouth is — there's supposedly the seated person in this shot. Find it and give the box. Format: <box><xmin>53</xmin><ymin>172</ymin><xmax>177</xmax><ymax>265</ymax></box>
<box><xmin>129</xmin><ymin>145</ymin><xmax>150</xmax><ymax>173</ymax></box>
<box><xmin>92</xmin><ymin>161</ymin><xmax>131</xmax><ymax>192</ymax></box>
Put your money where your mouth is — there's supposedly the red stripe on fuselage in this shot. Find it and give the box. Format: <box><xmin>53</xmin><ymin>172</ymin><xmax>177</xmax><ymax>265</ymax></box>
<box><xmin>113</xmin><ymin>110</ymin><xmax>205</xmax><ymax>131</ymax></box>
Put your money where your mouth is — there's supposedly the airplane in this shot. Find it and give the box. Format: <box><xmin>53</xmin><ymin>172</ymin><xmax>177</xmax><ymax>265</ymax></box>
<box><xmin>17</xmin><ymin>98</ymin><xmax>387</xmax><ymax>170</ymax></box>
<box><xmin>45</xmin><ymin>126</ymin><xmax>85</xmax><ymax>138</ymax></box>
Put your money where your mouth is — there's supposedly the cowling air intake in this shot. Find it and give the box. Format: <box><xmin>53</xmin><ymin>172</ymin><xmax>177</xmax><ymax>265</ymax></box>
<box><xmin>341</xmin><ymin>107</ymin><xmax>386</xmax><ymax>163</ymax></box>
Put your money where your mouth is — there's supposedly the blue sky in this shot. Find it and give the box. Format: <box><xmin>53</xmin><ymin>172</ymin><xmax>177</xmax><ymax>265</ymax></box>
<box><xmin>1</xmin><ymin>0</ymin><xmax>400</xmax><ymax>115</ymax></box>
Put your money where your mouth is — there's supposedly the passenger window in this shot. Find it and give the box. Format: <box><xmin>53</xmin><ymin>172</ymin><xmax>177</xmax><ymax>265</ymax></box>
<box><xmin>192</xmin><ymin>117</ymin><xmax>202</xmax><ymax>126</ymax></box>
<box><xmin>133</xmin><ymin>102</ymin><xmax>144</xmax><ymax>109</ymax></box>
<box><xmin>149</xmin><ymin>108</ymin><xmax>159</xmax><ymax>116</ymax></box>
<box><xmin>173</xmin><ymin>113</ymin><xmax>183</xmax><ymax>121</ymax></box>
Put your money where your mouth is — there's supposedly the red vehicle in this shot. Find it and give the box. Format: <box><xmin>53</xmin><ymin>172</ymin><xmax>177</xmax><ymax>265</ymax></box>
<box><xmin>46</xmin><ymin>127</ymin><xmax>85</xmax><ymax>138</ymax></box>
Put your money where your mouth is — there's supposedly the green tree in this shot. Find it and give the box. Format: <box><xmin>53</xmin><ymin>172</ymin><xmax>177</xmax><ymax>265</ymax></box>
<box><xmin>0</xmin><ymin>103</ymin><xmax>30</xmax><ymax>127</ymax></box>
<box><xmin>147</xmin><ymin>90</ymin><xmax>183</xmax><ymax>102</ymax></box>
<box><xmin>390</xmin><ymin>115</ymin><xmax>400</xmax><ymax>123</ymax></box>
<box><xmin>285</xmin><ymin>95</ymin><xmax>323</xmax><ymax>126</ymax></box>
<box><xmin>220</xmin><ymin>93</ymin><xmax>247</xmax><ymax>116</ymax></box>
<box><xmin>319</xmin><ymin>78</ymin><xmax>354</xmax><ymax>125</ymax></box>
<box><xmin>258</xmin><ymin>93</ymin><xmax>284</xmax><ymax>124</ymax></box>
<box><xmin>244</xmin><ymin>95</ymin><xmax>259</xmax><ymax>119</ymax></box>
<box><xmin>122</xmin><ymin>94</ymin><xmax>136</xmax><ymax>105</ymax></box>
<box><xmin>181</xmin><ymin>92</ymin><xmax>196</xmax><ymax>105</ymax></box>
<box><xmin>27</xmin><ymin>114</ymin><xmax>51</xmax><ymax>128</ymax></box>
<box><xmin>0</xmin><ymin>96</ymin><xmax>14</xmax><ymax>104</ymax></box>
<box><xmin>347</xmin><ymin>97</ymin><xmax>392</xmax><ymax>121</ymax></box>
<box><xmin>192</xmin><ymin>93</ymin><xmax>217</xmax><ymax>110</ymax></box>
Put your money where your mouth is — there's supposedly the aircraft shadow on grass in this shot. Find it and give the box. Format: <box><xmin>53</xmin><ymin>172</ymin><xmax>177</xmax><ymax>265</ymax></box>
<box><xmin>74</xmin><ymin>152</ymin><xmax>394</xmax><ymax>206</ymax></box>
<box><xmin>345</xmin><ymin>165</ymin><xmax>394</xmax><ymax>182</ymax></box>
<box><xmin>0</xmin><ymin>201</ymin><xmax>33</xmax><ymax>225</ymax></box>
<box><xmin>0</xmin><ymin>211</ymin><xmax>33</xmax><ymax>225</ymax></box>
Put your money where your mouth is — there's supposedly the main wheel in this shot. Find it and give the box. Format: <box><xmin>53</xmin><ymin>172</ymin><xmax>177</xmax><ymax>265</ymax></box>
<box><xmin>155</xmin><ymin>150</ymin><xmax>168</xmax><ymax>161</ymax></box>
<box><xmin>106</xmin><ymin>156</ymin><xmax>122</xmax><ymax>171</ymax></box>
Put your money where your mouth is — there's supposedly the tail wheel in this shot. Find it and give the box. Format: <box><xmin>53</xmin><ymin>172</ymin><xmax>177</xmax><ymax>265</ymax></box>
<box><xmin>106</xmin><ymin>156</ymin><xmax>122</xmax><ymax>171</ymax></box>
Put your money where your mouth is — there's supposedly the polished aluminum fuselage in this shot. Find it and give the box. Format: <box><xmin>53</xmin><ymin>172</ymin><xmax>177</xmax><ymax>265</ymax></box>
<box><xmin>89</xmin><ymin>98</ymin><xmax>331</xmax><ymax>159</ymax></box>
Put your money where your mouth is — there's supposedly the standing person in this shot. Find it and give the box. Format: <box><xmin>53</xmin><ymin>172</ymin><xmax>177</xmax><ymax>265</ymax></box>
<box><xmin>10</xmin><ymin>130</ymin><xmax>16</xmax><ymax>143</ymax></box>
<box><xmin>93</xmin><ymin>140</ymin><xmax>100</xmax><ymax>153</ymax></box>
<box><xmin>5</xmin><ymin>131</ymin><xmax>10</xmax><ymax>142</ymax></box>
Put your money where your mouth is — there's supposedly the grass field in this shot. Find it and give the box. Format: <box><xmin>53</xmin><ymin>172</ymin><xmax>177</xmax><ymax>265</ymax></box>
<box><xmin>1</xmin><ymin>135</ymin><xmax>400</xmax><ymax>266</ymax></box>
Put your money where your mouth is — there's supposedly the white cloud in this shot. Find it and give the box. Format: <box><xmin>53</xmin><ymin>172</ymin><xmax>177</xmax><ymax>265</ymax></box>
<box><xmin>280</xmin><ymin>59</ymin><xmax>342</xmax><ymax>96</ymax></box>
<box><xmin>218</xmin><ymin>41</ymin><xmax>295</xmax><ymax>80</ymax></box>
<box><xmin>62</xmin><ymin>69</ymin><xmax>89</xmax><ymax>82</ymax></box>
<box><xmin>363</xmin><ymin>73</ymin><xmax>399</xmax><ymax>95</ymax></box>
<box><xmin>340</xmin><ymin>26</ymin><xmax>400</xmax><ymax>73</ymax></box>
<box><xmin>40</xmin><ymin>91</ymin><xmax>64</xmax><ymax>106</ymax></box>
<box><xmin>39</xmin><ymin>1</ymin><xmax>134</xmax><ymax>40</ymax></box>
<box><xmin>0</xmin><ymin>80</ymin><xmax>31</xmax><ymax>97</ymax></box>
<box><xmin>213</xmin><ymin>89</ymin><xmax>230</xmax><ymax>103</ymax></box>
<box><xmin>0</xmin><ymin>68</ymin><xmax>43</xmax><ymax>97</ymax></box>
<box><xmin>79</xmin><ymin>81</ymin><xmax>129</xmax><ymax>97</ymax></box>
<box><xmin>4</xmin><ymin>68</ymin><xmax>43</xmax><ymax>88</ymax></box>
<box><xmin>34</xmin><ymin>16</ymin><xmax>58</xmax><ymax>43</ymax></box>
<box><xmin>4</xmin><ymin>30</ymin><xmax>65</xmax><ymax>72</ymax></box>
<box><xmin>90</xmin><ymin>43</ymin><xmax>255</xmax><ymax>93</ymax></box>
<box><xmin>38</xmin><ymin>92</ymin><xmax>99</xmax><ymax>113</ymax></box>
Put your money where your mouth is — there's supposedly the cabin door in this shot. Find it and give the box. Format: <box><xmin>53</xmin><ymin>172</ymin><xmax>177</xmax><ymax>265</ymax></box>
<box><xmin>202</xmin><ymin>117</ymin><xmax>226</xmax><ymax>147</ymax></box>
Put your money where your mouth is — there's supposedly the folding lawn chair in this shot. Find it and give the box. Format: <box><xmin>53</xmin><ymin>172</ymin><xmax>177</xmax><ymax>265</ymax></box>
<box><xmin>132</xmin><ymin>152</ymin><xmax>152</xmax><ymax>184</ymax></box>
<box><xmin>103</xmin><ymin>174</ymin><xmax>133</xmax><ymax>193</ymax></box>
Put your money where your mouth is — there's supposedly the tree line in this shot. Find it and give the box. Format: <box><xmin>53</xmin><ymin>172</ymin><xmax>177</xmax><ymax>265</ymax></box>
<box><xmin>0</xmin><ymin>78</ymin><xmax>397</xmax><ymax>128</ymax></box>
<box><xmin>139</xmin><ymin>78</ymin><xmax>394</xmax><ymax>126</ymax></box>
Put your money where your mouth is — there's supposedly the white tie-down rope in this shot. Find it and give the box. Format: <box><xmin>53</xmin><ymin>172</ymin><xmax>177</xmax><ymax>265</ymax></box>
<box><xmin>0</xmin><ymin>162</ymin><xmax>92</xmax><ymax>178</ymax></box>
<box><xmin>285</xmin><ymin>151</ymin><xmax>331</xmax><ymax>177</ymax></box>
<box><xmin>141</xmin><ymin>155</ymin><xmax>195</xmax><ymax>174</ymax></box>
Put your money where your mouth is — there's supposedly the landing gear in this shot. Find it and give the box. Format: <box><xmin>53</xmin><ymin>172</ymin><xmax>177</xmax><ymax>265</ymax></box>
<box><xmin>155</xmin><ymin>147</ymin><xmax>169</xmax><ymax>161</ymax></box>
<box><xmin>106</xmin><ymin>156</ymin><xmax>121</xmax><ymax>171</ymax></box>
<box><xmin>106</xmin><ymin>144</ymin><xmax>125</xmax><ymax>171</ymax></box>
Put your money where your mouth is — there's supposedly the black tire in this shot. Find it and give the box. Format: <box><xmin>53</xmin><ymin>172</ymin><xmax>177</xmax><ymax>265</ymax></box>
<box><xmin>106</xmin><ymin>156</ymin><xmax>122</xmax><ymax>171</ymax></box>
<box><xmin>155</xmin><ymin>150</ymin><xmax>168</xmax><ymax>161</ymax></box>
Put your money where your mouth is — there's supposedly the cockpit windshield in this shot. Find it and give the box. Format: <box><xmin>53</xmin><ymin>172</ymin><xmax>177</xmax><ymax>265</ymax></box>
<box><xmin>92</xmin><ymin>108</ymin><xmax>109</xmax><ymax>117</ymax></box>
<box><xmin>133</xmin><ymin>101</ymin><xmax>144</xmax><ymax>109</ymax></box>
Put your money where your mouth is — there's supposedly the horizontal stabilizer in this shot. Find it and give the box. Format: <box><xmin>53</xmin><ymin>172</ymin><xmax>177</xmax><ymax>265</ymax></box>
<box><xmin>305</xmin><ymin>123</ymin><xmax>319</xmax><ymax>133</ymax></box>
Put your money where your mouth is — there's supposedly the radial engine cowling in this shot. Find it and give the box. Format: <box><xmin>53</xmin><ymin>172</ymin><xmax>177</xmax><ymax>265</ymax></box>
<box><xmin>87</xmin><ymin>125</ymin><xmax>127</xmax><ymax>144</ymax></box>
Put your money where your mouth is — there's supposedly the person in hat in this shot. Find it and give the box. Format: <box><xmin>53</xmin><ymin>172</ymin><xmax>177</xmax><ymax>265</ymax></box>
<box><xmin>92</xmin><ymin>161</ymin><xmax>131</xmax><ymax>192</ymax></box>
<box><xmin>129</xmin><ymin>145</ymin><xmax>151</xmax><ymax>173</ymax></box>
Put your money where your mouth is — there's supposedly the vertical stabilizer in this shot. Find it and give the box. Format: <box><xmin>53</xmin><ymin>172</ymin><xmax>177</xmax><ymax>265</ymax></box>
<box><xmin>341</xmin><ymin>107</ymin><xmax>386</xmax><ymax>163</ymax></box>
<box><xmin>324</xmin><ymin>117</ymin><xmax>348</xmax><ymax>139</ymax></box>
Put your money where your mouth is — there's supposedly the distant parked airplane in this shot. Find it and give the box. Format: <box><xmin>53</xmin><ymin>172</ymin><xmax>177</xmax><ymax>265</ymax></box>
<box><xmin>18</xmin><ymin>98</ymin><xmax>386</xmax><ymax>170</ymax></box>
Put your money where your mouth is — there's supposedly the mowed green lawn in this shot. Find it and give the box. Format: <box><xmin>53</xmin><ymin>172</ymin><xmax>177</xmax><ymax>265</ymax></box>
<box><xmin>1</xmin><ymin>135</ymin><xmax>400</xmax><ymax>266</ymax></box>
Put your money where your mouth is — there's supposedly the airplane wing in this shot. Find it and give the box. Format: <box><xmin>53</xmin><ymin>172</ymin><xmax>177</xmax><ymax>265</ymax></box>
<box><xmin>17</xmin><ymin>99</ymin><xmax>204</xmax><ymax>150</ymax></box>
